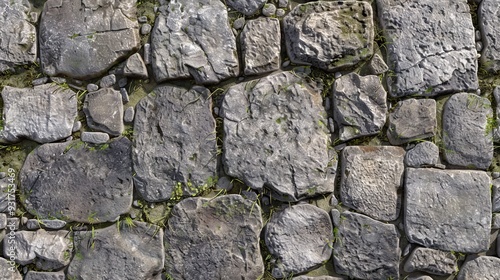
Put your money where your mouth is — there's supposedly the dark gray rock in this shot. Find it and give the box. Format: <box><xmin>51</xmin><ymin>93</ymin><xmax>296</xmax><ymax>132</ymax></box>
<box><xmin>0</xmin><ymin>257</ymin><xmax>21</xmax><ymax>280</ymax></box>
<box><xmin>333</xmin><ymin>211</ymin><xmax>400</xmax><ymax>280</ymax></box>
<box><xmin>80</xmin><ymin>131</ymin><xmax>110</xmax><ymax>144</ymax></box>
<box><xmin>221</xmin><ymin>71</ymin><xmax>337</xmax><ymax>201</ymax></box>
<box><xmin>165</xmin><ymin>195</ymin><xmax>264</xmax><ymax>279</ymax></box>
<box><xmin>387</xmin><ymin>99</ymin><xmax>437</xmax><ymax>145</ymax></box>
<box><xmin>39</xmin><ymin>0</ymin><xmax>140</xmax><ymax>79</ymax></box>
<box><xmin>377</xmin><ymin>0</ymin><xmax>478</xmax><ymax>97</ymax></box>
<box><xmin>99</xmin><ymin>74</ymin><xmax>116</xmax><ymax>88</ymax></box>
<box><xmin>492</xmin><ymin>213</ymin><xmax>500</xmax><ymax>229</ymax></box>
<box><xmin>72</xmin><ymin>120</ymin><xmax>82</xmax><ymax>133</ymax></box>
<box><xmin>86</xmin><ymin>83</ymin><xmax>99</xmax><ymax>92</ymax></box>
<box><xmin>265</xmin><ymin>204</ymin><xmax>333</xmax><ymax>278</ymax></box>
<box><xmin>226</xmin><ymin>0</ymin><xmax>266</xmax><ymax>16</ymax></box>
<box><xmin>284</xmin><ymin>2</ymin><xmax>374</xmax><ymax>72</ymax></box>
<box><xmin>118</xmin><ymin>77</ymin><xmax>128</xmax><ymax>88</ymax></box>
<box><xmin>493</xmin><ymin>178</ymin><xmax>500</xmax><ymax>212</ymax></box>
<box><xmin>123</xmin><ymin>53</ymin><xmax>148</xmax><ymax>79</ymax></box>
<box><xmin>24</xmin><ymin>271</ymin><xmax>65</xmax><ymax>280</ymax></box>
<box><xmin>456</xmin><ymin>256</ymin><xmax>500</xmax><ymax>280</ymax></box>
<box><xmin>404</xmin><ymin>247</ymin><xmax>457</xmax><ymax>275</ymax></box>
<box><xmin>151</xmin><ymin>0</ymin><xmax>238</xmax><ymax>84</ymax></box>
<box><xmin>67</xmin><ymin>221</ymin><xmax>163</xmax><ymax>280</ymax></box>
<box><xmin>26</xmin><ymin>219</ymin><xmax>67</xmax><ymax>230</ymax></box>
<box><xmin>233</xmin><ymin>17</ymin><xmax>245</xmax><ymax>30</ymax></box>
<box><xmin>442</xmin><ymin>92</ymin><xmax>493</xmax><ymax>170</ymax></box>
<box><xmin>241</xmin><ymin>17</ymin><xmax>281</xmax><ymax>75</ymax></box>
<box><xmin>0</xmin><ymin>84</ymin><xmax>77</xmax><ymax>143</ymax></box>
<box><xmin>405</xmin><ymin>141</ymin><xmax>440</xmax><ymax>167</ymax></box>
<box><xmin>340</xmin><ymin>146</ymin><xmax>405</xmax><ymax>221</ymax></box>
<box><xmin>133</xmin><ymin>85</ymin><xmax>217</xmax><ymax>202</ymax></box>
<box><xmin>405</xmin><ymin>168</ymin><xmax>491</xmax><ymax>253</ymax></box>
<box><xmin>493</xmin><ymin>86</ymin><xmax>500</xmax><ymax>141</ymax></box>
<box><xmin>84</xmin><ymin>88</ymin><xmax>124</xmax><ymax>136</ymax></box>
<box><xmin>216</xmin><ymin>176</ymin><xmax>233</xmax><ymax>191</ymax></box>
<box><xmin>293</xmin><ymin>277</ymin><xmax>346</xmax><ymax>280</ymax></box>
<box><xmin>333</xmin><ymin>73</ymin><xmax>387</xmax><ymax>141</ymax></box>
<box><xmin>479</xmin><ymin>0</ymin><xmax>500</xmax><ymax>72</ymax></box>
<box><xmin>20</xmin><ymin>137</ymin><xmax>133</xmax><ymax>223</ymax></box>
<box><xmin>120</xmin><ymin>87</ymin><xmax>129</xmax><ymax>103</ymax></box>
<box><xmin>123</xmin><ymin>107</ymin><xmax>135</xmax><ymax>123</ymax></box>
<box><xmin>262</xmin><ymin>3</ymin><xmax>277</xmax><ymax>17</ymax></box>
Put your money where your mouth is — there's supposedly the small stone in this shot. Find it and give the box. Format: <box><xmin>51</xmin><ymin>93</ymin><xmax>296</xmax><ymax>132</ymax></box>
<box><xmin>331</xmin><ymin>209</ymin><xmax>341</xmax><ymax>226</ymax></box>
<box><xmin>276</xmin><ymin>8</ymin><xmax>286</xmax><ymax>17</ymax></box>
<box><xmin>7</xmin><ymin>218</ymin><xmax>19</xmax><ymax>231</ymax></box>
<box><xmin>367</xmin><ymin>53</ymin><xmax>389</xmax><ymax>75</ymax></box>
<box><xmin>120</xmin><ymin>88</ymin><xmax>129</xmax><ymax>104</ymax></box>
<box><xmin>86</xmin><ymin>83</ymin><xmax>99</xmax><ymax>92</ymax></box>
<box><xmin>278</xmin><ymin>0</ymin><xmax>288</xmax><ymax>8</ymax></box>
<box><xmin>241</xmin><ymin>190</ymin><xmax>258</xmax><ymax>201</ymax></box>
<box><xmin>84</xmin><ymin>88</ymin><xmax>124</xmax><ymax>136</ymax></box>
<box><xmin>138</xmin><ymin>15</ymin><xmax>148</xmax><ymax>23</ymax></box>
<box><xmin>216</xmin><ymin>176</ymin><xmax>233</xmax><ymax>191</ymax></box>
<box><xmin>99</xmin><ymin>74</ymin><xmax>116</xmax><ymax>88</ymax></box>
<box><xmin>434</xmin><ymin>163</ymin><xmax>446</xmax><ymax>169</ymax></box>
<box><xmin>143</xmin><ymin>43</ymin><xmax>151</xmax><ymax>65</ymax></box>
<box><xmin>123</xmin><ymin>53</ymin><xmax>148</xmax><ymax>79</ymax></box>
<box><xmin>492</xmin><ymin>178</ymin><xmax>500</xmax><ymax>212</ymax></box>
<box><xmin>26</xmin><ymin>219</ymin><xmax>67</xmax><ymax>230</ymax></box>
<box><xmin>24</xmin><ymin>271</ymin><xmax>65</xmax><ymax>280</ymax></box>
<box><xmin>475</xmin><ymin>30</ymin><xmax>481</xmax><ymax>41</ymax></box>
<box><xmin>118</xmin><ymin>78</ymin><xmax>128</xmax><ymax>88</ymax></box>
<box><xmin>334</xmin><ymin>72</ymin><xmax>342</xmax><ymax>79</ymax></box>
<box><xmin>293</xmin><ymin>277</ymin><xmax>345</xmax><ymax>280</ymax></box>
<box><xmin>26</xmin><ymin>219</ymin><xmax>41</xmax><ymax>229</ymax></box>
<box><xmin>72</xmin><ymin>120</ymin><xmax>82</xmax><ymax>133</ymax></box>
<box><xmin>226</xmin><ymin>0</ymin><xmax>267</xmax><ymax>16</ymax></box>
<box><xmin>457</xmin><ymin>256</ymin><xmax>500</xmax><ymax>280</ymax></box>
<box><xmin>140</xmin><ymin>23</ymin><xmax>152</xmax><ymax>35</ymax></box>
<box><xmin>80</xmin><ymin>132</ymin><xmax>110</xmax><ymax>144</ymax></box>
<box><xmin>387</xmin><ymin>99</ymin><xmax>436</xmax><ymax>145</ymax></box>
<box><xmin>404</xmin><ymin>247</ymin><xmax>457</xmax><ymax>275</ymax></box>
<box><xmin>123</xmin><ymin>107</ymin><xmax>135</xmax><ymax>123</ymax></box>
<box><xmin>233</xmin><ymin>17</ymin><xmax>245</xmax><ymax>29</ymax></box>
<box><xmin>213</xmin><ymin>107</ymin><xmax>219</xmax><ymax>116</ymax></box>
<box><xmin>328</xmin><ymin>118</ymin><xmax>335</xmax><ymax>133</ymax></box>
<box><xmin>405</xmin><ymin>141</ymin><xmax>440</xmax><ymax>167</ymax></box>
<box><xmin>330</xmin><ymin>195</ymin><xmax>339</xmax><ymax>207</ymax></box>
<box><xmin>492</xmin><ymin>172</ymin><xmax>500</xmax><ymax>179</ymax></box>
<box><xmin>476</xmin><ymin>41</ymin><xmax>483</xmax><ymax>52</ymax></box>
<box><xmin>403</xmin><ymin>244</ymin><xmax>412</xmax><ymax>257</ymax></box>
<box><xmin>0</xmin><ymin>257</ymin><xmax>22</xmax><ymax>280</ymax></box>
<box><xmin>0</xmin><ymin>214</ymin><xmax>6</xmax><ymax>229</ymax></box>
<box><xmin>492</xmin><ymin>213</ymin><xmax>500</xmax><ymax>229</ymax></box>
<box><xmin>32</xmin><ymin>77</ymin><xmax>49</xmax><ymax>86</ymax></box>
<box><xmin>0</xmin><ymin>172</ymin><xmax>5</xmax><ymax>179</ymax></box>
<box><xmin>21</xmin><ymin>217</ymin><xmax>28</xmax><ymax>225</ymax></box>
<box><xmin>493</xmin><ymin>86</ymin><xmax>500</xmax><ymax>142</ymax></box>
<box><xmin>282</xmin><ymin>60</ymin><xmax>290</xmax><ymax>67</ymax></box>
<box><xmin>262</xmin><ymin>3</ymin><xmax>277</xmax><ymax>17</ymax></box>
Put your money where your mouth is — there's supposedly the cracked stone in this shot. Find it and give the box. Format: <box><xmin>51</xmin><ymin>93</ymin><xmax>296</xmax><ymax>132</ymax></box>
<box><xmin>405</xmin><ymin>141</ymin><xmax>440</xmax><ymax>167</ymax></box>
<box><xmin>456</xmin><ymin>256</ymin><xmax>500</xmax><ymax>280</ymax></box>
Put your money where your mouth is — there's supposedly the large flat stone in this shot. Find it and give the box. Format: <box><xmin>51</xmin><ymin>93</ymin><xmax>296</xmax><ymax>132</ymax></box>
<box><xmin>456</xmin><ymin>256</ymin><xmax>500</xmax><ymax>280</ymax></box>
<box><xmin>479</xmin><ymin>0</ymin><xmax>500</xmax><ymax>72</ymax></box>
<box><xmin>387</xmin><ymin>98</ymin><xmax>436</xmax><ymax>145</ymax></box>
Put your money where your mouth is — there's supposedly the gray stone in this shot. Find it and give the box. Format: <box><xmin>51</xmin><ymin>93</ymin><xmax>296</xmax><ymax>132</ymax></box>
<box><xmin>404</xmin><ymin>247</ymin><xmax>457</xmax><ymax>275</ymax></box>
<box><xmin>0</xmin><ymin>84</ymin><xmax>77</xmax><ymax>143</ymax></box>
<box><xmin>333</xmin><ymin>211</ymin><xmax>400</xmax><ymax>280</ymax></box>
<box><xmin>492</xmin><ymin>213</ymin><xmax>500</xmax><ymax>229</ymax></box>
<box><xmin>387</xmin><ymin>99</ymin><xmax>437</xmax><ymax>145</ymax></box>
<box><xmin>0</xmin><ymin>213</ymin><xmax>5</xmax><ymax>229</ymax></box>
<box><xmin>284</xmin><ymin>2</ymin><xmax>374</xmax><ymax>72</ymax></box>
<box><xmin>138</xmin><ymin>16</ymin><xmax>148</xmax><ymax>23</ymax></box>
<box><xmin>120</xmin><ymin>87</ymin><xmax>130</xmax><ymax>103</ymax></box>
<box><xmin>498</xmin><ymin>235</ymin><xmax>500</xmax><ymax>257</ymax></box>
<box><xmin>72</xmin><ymin>120</ymin><xmax>82</xmax><ymax>133</ymax></box>
<box><xmin>68</xmin><ymin>221</ymin><xmax>163</xmax><ymax>280</ymax></box>
<box><xmin>0</xmin><ymin>257</ymin><xmax>21</xmax><ymax>280</ymax></box>
<box><xmin>377</xmin><ymin>0</ymin><xmax>478</xmax><ymax>97</ymax></box>
<box><xmin>233</xmin><ymin>17</ymin><xmax>245</xmax><ymax>30</ymax></box>
<box><xmin>276</xmin><ymin>8</ymin><xmax>286</xmax><ymax>17</ymax></box>
<box><xmin>39</xmin><ymin>0</ymin><xmax>140</xmax><ymax>79</ymax></box>
<box><xmin>405</xmin><ymin>141</ymin><xmax>440</xmax><ymax>167</ymax></box>
<box><xmin>331</xmin><ymin>209</ymin><xmax>341</xmax><ymax>226</ymax></box>
<box><xmin>0</xmin><ymin>175</ymin><xmax>12</xmax><ymax>213</ymax></box>
<box><xmin>26</xmin><ymin>219</ymin><xmax>66</xmax><ymax>230</ymax></box>
<box><xmin>20</xmin><ymin>137</ymin><xmax>133</xmax><ymax>223</ymax></box>
<box><xmin>216</xmin><ymin>176</ymin><xmax>233</xmax><ymax>191</ymax></box>
<box><xmin>221</xmin><ymin>71</ymin><xmax>337</xmax><ymax>201</ymax></box>
<box><xmin>367</xmin><ymin>53</ymin><xmax>389</xmax><ymax>75</ymax></box>
<box><xmin>123</xmin><ymin>107</ymin><xmax>135</xmax><ymax>123</ymax></box>
<box><xmin>407</xmin><ymin>277</ymin><xmax>434</xmax><ymax>280</ymax></box>
<box><xmin>143</xmin><ymin>43</ymin><xmax>151</xmax><ymax>64</ymax></box>
<box><xmin>7</xmin><ymin>218</ymin><xmax>19</xmax><ymax>231</ymax></box>
<box><xmin>86</xmin><ymin>83</ymin><xmax>99</xmax><ymax>92</ymax></box>
<box><xmin>333</xmin><ymin>73</ymin><xmax>387</xmax><ymax>141</ymax></box>
<box><xmin>405</xmin><ymin>168</ymin><xmax>491</xmax><ymax>253</ymax></box>
<box><xmin>493</xmin><ymin>178</ymin><xmax>500</xmax><ymax>212</ymax></box>
<box><xmin>80</xmin><ymin>131</ymin><xmax>110</xmax><ymax>144</ymax></box>
<box><xmin>479</xmin><ymin>0</ymin><xmax>500</xmax><ymax>72</ymax></box>
<box><xmin>118</xmin><ymin>77</ymin><xmax>128</xmax><ymax>88</ymax></box>
<box><xmin>241</xmin><ymin>17</ymin><xmax>281</xmax><ymax>75</ymax></box>
<box><xmin>457</xmin><ymin>256</ymin><xmax>500</xmax><ymax>280</ymax></box>
<box><xmin>123</xmin><ymin>53</ymin><xmax>148</xmax><ymax>79</ymax></box>
<box><xmin>265</xmin><ymin>204</ymin><xmax>333</xmax><ymax>278</ymax></box>
<box><xmin>293</xmin><ymin>277</ymin><xmax>346</xmax><ymax>280</ymax></box>
<box><xmin>278</xmin><ymin>0</ymin><xmax>288</xmax><ymax>8</ymax></box>
<box><xmin>99</xmin><ymin>74</ymin><xmax>116</xmax><ymax>88</ymax></box>
<box><xmin>262</xmin><ymin>3</ymin><xmax>276</xmax><ymax>17</ymax></box>
<box><xmin>32</xmin><ymin>77</ymin><xmax>49</xmax><ymax>86</ymax></box>
<box><xmin>165</xmin><ymin>195</ymin><xmax>263</xmax><ymax>279</ymax></box>
<box><xmin>84</xmin><ymin>88</ymin><xmax>124</xmax><ymax>136</ymax></box>
<box><xmin>442</xmin><ymin>92</ymin><xmax>493</xmax><ymax>170</ymax></box>
<box><xmin>493</xmin><ymin>86</ymin><xmax>500</xmax><ymax>142</ymax></box>
<box><xmin>151</xmin><ymin>0</ymin><xmax>238</xmax><ymax>84</ymax></box>
<box><xmin>24</xmin><ymin>271</ymin><xmax>65</xmax><ymax>280</ymax></box>
<box><xmin>133</xmin><ymin>85</ymin><xmax>217</xmax><ymax>202</ymax></box>
<box><xmin>340</xmin><ymin>146</ymin><xmax>405</xmax><ymax>221</ymax></box>
<box><xmin>140</xmin><ymin>23</ymin><xmax>152</xmax><ymax>35</ymax></box>
<box><xmin>226</xmin><ymin>0</ymin><xmax>266</xmax><ymax>16</ymax></box>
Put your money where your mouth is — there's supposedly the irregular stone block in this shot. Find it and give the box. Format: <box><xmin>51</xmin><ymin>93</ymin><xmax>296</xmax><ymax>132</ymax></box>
<box><xmin>387</xmin><ymin>99</ymin><xmax>436</xmax><ymax>145</ymax></box>
<box><xmin>99</xmin><ymin>74</ymin><xmax>116</xmax><ymax>88</ymax></box>
<box><xmin>0</xmin><ymin>213</ymin><xmax>5</xmax><ymax>229</ymax></box>
<box><xmin>405</xmin><ymin>168</ymin><xmax>491</xmax><ymax>253</ymax></box>
<box><xmin>493</xmin><ymin>178</ymin><xmax>500</xmax><ymax>212</ymax></box>
<box><xmin>493</xmin><ymin>86</ymin><xmax>500</xmax><ymax>141</ymax></box>
<box><xmin>226</xmin><ymin>0</ymin><xmax>266</xmax><ymax>16</ymax></box>
<box><xmin>457</xmin><ymin>256</ymin><xmax>500</xmax><ymax>280</ymax></box>
<box><xmin>405</xmin><ymin>141</ymin><xmax>440</xmax><ymax>167</ymax></box>
<box><xmin>492</xmin><ymin>213</ymin><xmax>500</xmax><ymax>229</ymax></box>
<box><xmin>221</xmin><ymin>71</ymin><xmax>337</xmax><ymax>201</ymax></box>
<box><xmin>368</xmin><ymin>53</ymin><xmax>389</xmax><ymax>75</ymax></box>
<box><xmin>24</xmin><ymin>271</ymin><xmax>65</xmax><ymax>280</ymax></box>
<box><xmin>123</xmin><ymin>107</ymin><xmax>135</xmax><ymax>123</ymax></box>
<box><xmin>123</xmin><ymin>53</ymin><xmax>148</xmax><ymax>79</ymax></box>
<box><xmin>0</xmin><ymin>257</ymin><xmax>21</xmax><ymax>280</ymax></box>
<box><xmin>80</xmin><ymin>131</ymin><xmax>109</xmax><ymax>144</ymax></box>
<box><xmin>404</xmin><ymin>247</ymin><xmax>457</xmax><ymax>275</ymax></box>
<box><xmin>293</xmin><ymin>277</ymin><xmax>346</xmax><ymax>280</ymax></box>
<box><xmin>26</xmin><ymin>219</ymin><xmax>66</xmax><ymax>230</ymax></box>
<box><xmin>479</xmin><ymin>0</ymin><xmax>500</xmax><ymax>72</ymax></box>
<box><xmin>84</xmin><ymin>88</ymin><xmax>124</xmax><ymax>136</ymax></box>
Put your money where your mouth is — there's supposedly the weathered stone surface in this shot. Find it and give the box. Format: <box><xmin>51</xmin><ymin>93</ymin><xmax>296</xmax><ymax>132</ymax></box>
<box><xmin>498</xmin><ymin>235</ymin><xmax>500</xmax><ymax>257</ymax></box>
<box><xmin>80</xmin><ymin>131</ymin><xmax>110</xmax><ymax>144</ymax></box>
<box><xmin>165</xmin><ymin>195</ymin><xmax>263</xmax><ymax>279</ymax></box>
<box><xmin>39</xmin><ymin>0</ymin><xmax>140</xmax><ymax>79</ymax></box>
<box><xmin>405</xmin><ymin>168</ymin><xmax>491</xmax><ymax>253</ymax></box>
<box><xmin>24</xmin><ymin>271</ymin><xmax>65</xmax><ymax>280</ymax></box>
<box><xmin>405</xmin><ymin>141</ymin><xmax>440</xmax><ymax>167</ymax></box>
<box><xmin>226</xmin><ymin>0</ymin><xmax>266</xmax><ymax>16</ymax></box>
<box><xmin>333</xmin><ymin>211</ymin><xmax>400</xmax><ymax>280</ymax></box>
<box><xmin>123</xmin><ymin>107</ymin><xmax>135</xmax><ymax>123</ymax></box>
<box><xmin>0</xmin><ymin>84</ymin><xmax>77</xmax><ymax>143</ymax></box>
<box><xmin>456</xmin><ymin>256</ymin><xmax>500</xmax><ymax>280</ymax></box>
<box><xmin>68</xmin><ymin>221</ymin><xmax>163</xmax><ymax>280</ymax></box>
<box><xmin>404</xmin><ymin>247</ymin><xmax>457</xmax><ymax>275</ymax></box>
<box><xmin>0</xmin><ymin>176</ymin><xmax>13</xmax><ymax>213</ymax></box>
<box><xmin>99</xmin><ymin>74</ymin><xmax>116</xmax><ymax>88</ymax></box>
<box><xmin>123</xmin><ymin>53</ymin><xmax>148</xmax><ymax>79</ymax></box>
<box><xmin>0</xmin><ymin>257</ymin><xmax>21</xmax><ymax>280</ymax></box>
<box><xmin>151</xmin><ymin>0</ymin><xmax>238</xmax><ymax>84</ymax></box>
<box><xmin>333</xmin><ymin>73</ymin><xmax>387</xmax><ymax>141</ymax></box>
<box><xmin>387</xmin><ymin>99</ymin><xmax>436</xmax><ymax>145</ymax></box>
<box><xmin>26</xmin><ymin>219</ymin><xmax>66</xmax><ymax>230</ymax></box>
<box><xmin>221</xmin><ymin>71</ymin><xmax>337</xmax><ymax>201</ymax></box>
<box><xmin>0</xmin><ymin>213</ymin><xmax>5</xmax><ymax>229</ymax></box>
<box><xmin>492</xmin><ymin>213</ymin><xmax>500</xmax><ymax>229</ymax></box>
<box><xmin>265</xmin><ymin>204</ymin><xmax>333</xmax><ymax>278</ymax></box>
<box><xmin>368</xmin><ymin>53</ymin><xmax>389</xmax><ymax>75</ymax></box>
<box><xmin>377</xmin><ymin>0</ymin><xmax>478</xmax><ymax>97</ymax></box>
<box><xmin>493</xmin><ymin>86</ymin><xmax>500</xmax><ymax>142</ymax></box>
<box><xmin>262</xmin><ymin>3</ymin><xmax>277</xmax><ymax>17</ymax></box>
<box><xmin>340</xmin><ymin>146</ymin><xmax>405</xmax><ymax>221</ymax></box>
<box><xmin>241</xmin><ymin>17</ymin><xmax>281</xmax><ymax>75</ymax></box>
<box><xmin>133</xmin><ymin>85</ymin><xmax>216</xmax><ymax>202</ymax></box>
<box><xmin>479</xmin><ymin>0</ymin><xmax>500</xmax><ymax>72</ymax></box>
<box><xmin>284</xmin><ymin>2</ymin><xmax>373</xmax><ymax>72</ymax></box>
<box><xmin>442</xmin><ymin>93</ymin><xmax>493</xmax><ymax>170</ymax></box>
<box><xmin>84</xmin><ymin>88</ymin><xmax>124</xmax><ymax>136</ymax></box>
<box><xmin>20</xmin><ymin>137</ymin><xmax>133</xmax><ymax>223</ymax></box>
<box><xmin>293</xmin><ymin>277</ymin><xmax>346</xmax><ymax>280</ymax></box>
<box><xmin>0</xmin><ymin>0</ymin><xmax>36</xmax><ymax>72</ymax></box>
<box><xmin>493</xmin><ymin>178</ymin><xmax>500</xmax><ymax>212</ymax></box>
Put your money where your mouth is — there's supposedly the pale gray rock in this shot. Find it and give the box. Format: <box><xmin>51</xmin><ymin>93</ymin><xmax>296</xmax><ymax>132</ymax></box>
<box><xmin>442</xmin><ymin>92</ymin><xmax>493</xmax><ymax>170</ymax></box>
<box><xmin>151</xmin><ymin>0</ymin><xmax>238</xmax><ymax>84</ymax></box>
<box><xmin>7</xmin><ymin>218</ymin><xmax>19</xmax><ymax>231</ymax></box>
<box><xmin>456</xmin><ymin>256</ymin><xmax>500</xmax><ymax>280</ymax></box>
<box><xmin>333</xmin><ymin>73</ymin><xmax>387</xmax><ymax>141</ymax></box>
<box><xmin>123</xmin><ymin>107</ymin><xmax>135</xmax><ymax>123</ymax></box>
<box><xmin>138</xmin><ymin>16</ymin><xmax>148</xmax><ymax>23</ymax></box>
<box><xmin>141</xmin><ymin>23</ymin><xmax>152</xmax><ymax>35</ymax></box>
<box><xmin>293</xmin><ymin>277</ymin><xmax>346</xmax><ymax>280</ymax></box>
<box><xmin>72</xmin><ymin>120</ymin><xmax>81</xmax><ymax>133</ymax></box>
<box><xmin>0</xmin><ymin>257</ymin><xmax>21</xmax><ymax>280</ymax></box>
<box><xmin>226</xmin><ymin>0</ymin><xmax>266</xmax><ymax>16</ymax></box>
<box><xmin>405</xmin><ymin>141</ymin><xmax>440</xmax><ymax>167</ymax></box>
<box><xmin>241</xmin><ymin>17</ymin><xmax>281</xmax><ymax>75</ymax></box>
<box><xmin>80</xmin><ymin>131</ymin><xmax>110</xmax><ymax>144</ymax></box>
<box><xmin>265</xmin><ymin>204</ymin><xmax>333</xmax><ymax>278</ymax></box>
<box><xmin>165</xmin><ymin>195</ymin><xmax>264</xmax><ymax>279</ymax></box>
<box><xmin>0</xmin><ymin>84</ymin><xmax>77</xmax><ymax>143</ymax></box>
<box><xmin>333</xmin><ymin>211</ymin><xmax>400</xmax><ymax>280</ymax></box>
<box><xmin>32</xmin><ymin>77</ymin><xmax>49</xmax><ymax>86</ymax></box>
<box><xmin>143</xmin><ymin>43</ymin><xmax>151</xmax><ymax>64</ymax></box>
<box><xmin>26</xmin><ymin>219</ymin><xmax>66</xmax><ymax>230</ymax></box>
<box><xmin>404</xmin><ymin>247</ymin><xmax>457</xmax><ymax>275</ymax></box>
<box><xmin>278</xmin><ymin>0</ymin><xmax>288</xmax><ymax>8</ymax></box>
<box><xmin>99</xmin><ymin>74</ymin><xmax>116</xmax><ymax>88</ymax></box>
<box><xmin>221</xmin><ymin>71</ymin><xmax>337</xmax><ymax>201</ymax></box>
<box><xmin>377</xmin><ymin>0</ymin><xmax>478</xmax><ymax>97</ymax></box>
<box><xmin>284</xmin><ymin>2</ymin><xmax>374</xmax><ymax>72</ymax></box>
<box><xmin>493</xmin><ymin>178</ymin><xmax>500</xmax><ymax>212</ymax></box>
<box><xmin>262</xmin><ymin>3</ymin><xmax>276</xmax><ymax>17</ymax></box>
<box><xmin>24</xmin><ymin>271</ymin><xmax>65</xmax><ymax>280</ymax></box>
<box><xmin>340</xmin><ymin>146</ymin><xmax>405</xmax><ymax>221</ymax></box>
<box><xmin>233</xmin><ymin>17</ymin><xmax>245</xmax><ymax>30</ymax></box>
<box><xmin>493</xmin><ymin>86</ymin><xmax>500</xmax><ymax>141</ymax></box>
<box><xmin>405</xmin><ymin>168</ymin><xmax>491</xmax><ymax>253</ymax></box>
<box><xmin>67</xmin><ymin>221</ymin><xmax>164</xmax><ymax>280</ymax></box>
<box><xmin>387</xmin><ymin>99</ymin><xmax>437</xmax><ymax>145</ymax></box>
<box><xmin>479</xmin><ymin>0</ymin><xmax>500</xmax><ymax>72</ymax></box>
<box><xmin>84</xmin><ymin>88</ymin><xmax>124</xmax><ymax>136</ymax></box>
<box><xmin>133</xmin><ymin>85</ymin><xmax>217</xmax><ymax>202</ymax></box>
<box><xmin>123</xmin><ymin>53</ymin><xmax>148</xmax><ymax>79</ymax></box>
<box><xmin>0</xmin><ymin>213</ymin><xmax>5</xmax><ymax>229</ymax></box>
<box><xmin>276</xmin><ymin>8</ymin><xmax>286</xmax><ymax>17</ymax></box>
<box><xmin>86</xmin><ymin>83</ymin><xmax>99</xmax><ymax>92</ymax></box>
<box><xmin>368</xmin><ymin>53</ymin><xmax>389</xmax><ymax>75</ymax></box>
<box><xmin>498</xmin><ymin>235</ymin><xmax>500</xmax><ymax>257</ymax></box>
<box><xmin>39</xmin><ymin>0</ymin><xmax>140</xmax><ymax>79</ymax></box>
<box><xmin>20</xmin><ymin>137</ymin><xmax>133</xmax><ymax>223</ymax></box>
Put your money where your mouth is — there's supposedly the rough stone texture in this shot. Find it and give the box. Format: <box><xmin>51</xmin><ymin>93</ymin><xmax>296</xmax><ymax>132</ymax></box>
<box><xmin>24</xmin><ymin>271</ymin><xmax>65</xmax><ymax>280</ymax></box>
<box><xmin>456</xmin><ymin>256</ymin><xmax>500</xmax><ymax>280</ymax></box>
<box><xmin>241</xmin><ymin>17</ymin><xmax>281</xmax><ymax>75</ymax></box>
<box><xmin>493</xmin><ymin>86</ymin><xmax>500</xmax><ymax>141</ymax></box>
<box><xmin>0</xmin><ymin>213</ymin><xmax>5</xmax><ymax>229</ymax></box>
<box><xmin>377</xmin><ymin>0</ymin><xmax>478</xmax><ymax>97</ymax></box>
<box><xmin>405</xmin><ymin>168</ymin><xmax>491</xmax><ymax>253</ymax></box>
<box><xmin>123</xmin><ymin>107</ymin><xmax>135</xmax><ymax>123</ymax></box>
<box><xmin>442</xmin><ymin>92</ymin><xmax>493</xmax><ymax>170</ymax></box>
<box><xmin>493</xmin><ymin>178</ymin><xmax>500</xmax><ymax>212</ymax></box>
<box><xmin>80</xmin><ymin>131</ymin><xmax>110</xmax><ymax>144</ymax></box>
<box><xmin>333</xmin><ymin>211</ymin><xmax>400</xmax><ymax>280</ymax></box>
<box><xmin>405</xmin><ymin>141</ymin><xmax>440</xmax><ymax>167</ymax></box>
<box><xmin>39</xmin><ymin>0</ymin><xmax>140</xmax><ymax>79</ymax></box>
<box><xmin>479</xmin><ymin>0</ymin><xmax>500</xmax><ymax>72</ymax></box>
<box><xmin>99</xmin><ymin>74</ymin><xmax>116</xmax><ymax>88</ymax></box>
<box><xmin>262</xmin><ymin>3</ymin><xmax>276</xmax><ymax>17</ymax></box>
<box><xmin>0</xmin><ymin>176</ymin><xmax>13</xmax><ymax>213</ymax></box>
<box><xmin>20</xmin><ymin>137</ymin><xmax>133</xmax><ymax>223</ymax></box>
<box><xmin>498</xmin><ymin>235</ymin><xmax>500</xmax><ymax>257</ymax></box>
<box><xmin>333</xmin><ymin>73</ymin><xmax>387</xmax><ymax>142</ymax></box>
<box><xmin>404</xmin><ymin>247</ymin><xmax>457</xmax><ymax>275</ymax></box>
<box><xmin>226</xmin><ymin>0</ymin><xmax>266</xmax><ymax>16</ymax></box>
<box><xmin>133</xmin><ymin>85</ymin><xmax>216</xmax><ymax>202</ymax></box>
<box><xmin>0</xmin><ymin>257</ymin><xmax>22</xmax><ymax>280</ymax></box>
<box><xmin>0</xmin><ymin>0</ymin><xmax>37</xmax><ymax>72</ymax></box>
<box><xmin>387</xmin><ymin>99</ymin><xmax>437</xmax><ymax>145</ymax></box>
<box><xmin>265</xmin><ymin>204</ymin><xmax>333</xmax><ymax>278</ymax></box>
<box><xmin>151</xmin><ymin>0</ymin><xmax>238</xmax><ymax>84</ymax></box>
<box><xmin>492</xmin><ymin>213</ymin><xmax>500</xmax><ymax>229</ymax></box>
<box><xmin>221</xmin><ymin>71</ymin><xmax>337</xmax><ymax>201</ymax></box>
<box><xmin>84</xmin><ymin>88</ymin><xmax>124</xmax><ymax>136</ymax></box>
<box><xmin>368</xmin><ymin>53</ymin><xmax>389</xmax><ymax>75</ymax></box>
<box><xmin>123</xmin><ymin>53</ymin><xmax>148</xmax><ymax>79</ymax></box>
<box><xmin>165</xmin><ymin>195</ymin><xmax>264</xmax><ymax>279</ymax></box>
<box><xmin>293</xmin><ymin>277</ymin><xmax>346</xmax><ymax>280</ymax></box>
<box><xmin>67</xmin><ymin>221</ymin><xmax>163</xmax><ymax>280</ymax></box>
<box><xmin>284</xmin><ymin>1</ymin><xmax>373</xmax><ymax>72</ymax></box>
<box><xmin>0</xmin><ymin>84</ymin><xmax>77</xmax><ymax>143</ymax></box>
<box><xmin>26</xmin><ymin>219</ymin><xmax>66</xmax><ymax>230</ymax></box>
